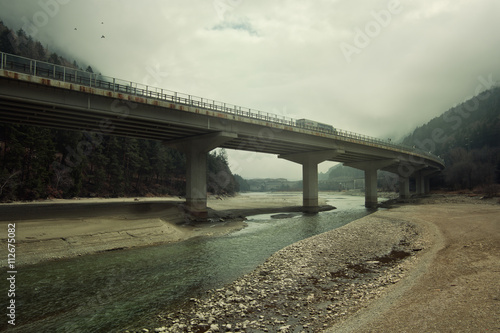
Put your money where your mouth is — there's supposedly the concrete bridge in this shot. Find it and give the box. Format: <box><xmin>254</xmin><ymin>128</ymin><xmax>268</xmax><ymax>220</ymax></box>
<box><xmin>0</xmin><ymin>52</ymin><xmax>445</xmax><ymax>217</ymax></box>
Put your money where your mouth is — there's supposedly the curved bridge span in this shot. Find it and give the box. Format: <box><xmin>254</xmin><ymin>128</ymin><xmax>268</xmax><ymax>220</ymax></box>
<box><xmin>0</xmin><ymin>52</ymin><xmax>444</xmax><ymax>215</ymax></box>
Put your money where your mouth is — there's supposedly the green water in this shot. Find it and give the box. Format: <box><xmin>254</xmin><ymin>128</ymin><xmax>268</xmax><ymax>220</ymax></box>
<box><xmin>2</xmin><ymin>194</ymin><xmax>370</xmax><ymax>332</ymax></box>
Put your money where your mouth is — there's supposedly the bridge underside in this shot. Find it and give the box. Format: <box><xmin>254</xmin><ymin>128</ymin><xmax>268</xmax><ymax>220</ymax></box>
<box><xmin>0</xmin><ymin>74</ymin><xmax>444</xmax><ymax>217</ymax></box>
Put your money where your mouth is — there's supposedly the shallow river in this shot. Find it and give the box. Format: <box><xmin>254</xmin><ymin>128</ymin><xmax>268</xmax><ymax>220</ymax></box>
<box><xmin>3</xmin><ymin>193</ymin><xmax>372</xmax><ymax>332</ymax></box>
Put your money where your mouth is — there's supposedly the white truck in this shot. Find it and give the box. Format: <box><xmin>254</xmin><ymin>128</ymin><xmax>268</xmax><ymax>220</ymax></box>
<box><xmin>296</xmin><ymin>119</ymin><xmax>335</xmax><ymax>133</ymax></box>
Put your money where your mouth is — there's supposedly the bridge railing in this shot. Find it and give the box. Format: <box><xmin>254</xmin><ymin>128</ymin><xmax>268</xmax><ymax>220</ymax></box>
<box><xmin>0</xmin><ymin>52</ymin><xmax>444</xmax><ymax>165</ymax></box>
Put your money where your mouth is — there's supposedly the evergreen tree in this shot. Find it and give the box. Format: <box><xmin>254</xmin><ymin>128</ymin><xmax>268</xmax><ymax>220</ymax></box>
<box><xmin>86</xmin><ymin>138</ymin><xmax>109</xmax><ymax>195</ymax></box>
<box><xmin>33</xmin><ymin>41</ymin><xmax>46</xmax><ymax>61</ymax></box>
<box><xmin>106</xmin><ymin>137</ymin><xmax>126</xmax><ymax>197</ymax></box>
<box><xmin>234</xmin><ymin>174</ymin><xmax>249</xmax><ymax>192</ymax></box>
<box><xmin>16</xmin><ymin>126</ymin><xmax>55</xmax><ymax>199</ymax></box>
<box><xmin>0</xmin><ymin>125</ymin><xmax>24</xmax><ymax>200</ymax></box>
<box><xmin>48</xmin><ymin>52</ymin><xmax>61</xmax><ymax>65</ymax></box>
<box><xmin>0</xmin><ymin>29</ymin><xmax>15</xmax><ymax>54</ymax></box>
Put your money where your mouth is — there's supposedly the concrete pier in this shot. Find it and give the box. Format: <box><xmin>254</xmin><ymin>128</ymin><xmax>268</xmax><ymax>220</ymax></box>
<box><xmin>280</xmin><ymin>150</ymin><xmax>343</xmax><ymax>213</ymax></box>
<box><xmin>346</xmin><ymin>159</ymin><xmax>398</xmax><ymax>208</ymax></box>
<box><xmin>364</xmin><ymin>168</ymin><xmax>378</xmax><ymax>208</ymax></box>
<box><xmin>399</xmin><ymin>177</ymin><xmax>410</xmax><ymax>199</ymax></box>
<box><xmin>415</xmin><ymin>171</ymin><xmax>425</xmax><ymax>195</ymax></box>
<box><xmin>166</xmin><ymin>132</ymin><xmax>238</xmax><ymax>218</ymax></box>
<box><xmin>302</xmin><ymin>160</ymin><xmax>319</xmax><ymax>211</ymax></box>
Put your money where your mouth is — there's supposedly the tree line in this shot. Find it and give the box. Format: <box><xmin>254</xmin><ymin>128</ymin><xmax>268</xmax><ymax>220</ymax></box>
<box><xmin>0</xmin><ymin>124</ymin><xmax>239</xmax><ymax>201</ymax></box>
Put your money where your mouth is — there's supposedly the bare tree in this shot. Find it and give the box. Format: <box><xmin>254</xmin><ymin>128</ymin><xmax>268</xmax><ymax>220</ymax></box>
<box><xmin>0</xmin><ymin>170</ymin><xmax>20</xmax><ymax>197</ymax></box>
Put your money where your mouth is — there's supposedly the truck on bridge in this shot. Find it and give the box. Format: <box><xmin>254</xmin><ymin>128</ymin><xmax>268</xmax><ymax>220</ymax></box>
<box><xmin>296</xmin><ymin>119</ymin><xmax>335</xmax><ymax>133</ymax></box>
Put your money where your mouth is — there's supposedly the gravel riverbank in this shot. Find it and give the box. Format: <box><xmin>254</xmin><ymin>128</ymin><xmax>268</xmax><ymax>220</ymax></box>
<box><xmin>130</xmin><ymin>211</ymin><xmax>427</xmax><ymax>333</ymax></box>
<box><xmin>130</xmin><ymin>194</ymin><xmax>500</xmax><ymax>333</ymax></box>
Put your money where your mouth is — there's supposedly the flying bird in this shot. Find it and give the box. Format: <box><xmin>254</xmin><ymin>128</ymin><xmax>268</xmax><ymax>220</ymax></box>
<box><xmin>101</xmin><ymin>35</ymin><xmax>105</xmax><ymax>38</ymax></box>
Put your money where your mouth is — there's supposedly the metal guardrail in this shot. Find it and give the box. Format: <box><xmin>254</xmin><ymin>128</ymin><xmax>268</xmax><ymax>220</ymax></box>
<box><xmin>0</xmin><ymin>51</ymin><xmax>444</xmax><ymax>165</ymax></box>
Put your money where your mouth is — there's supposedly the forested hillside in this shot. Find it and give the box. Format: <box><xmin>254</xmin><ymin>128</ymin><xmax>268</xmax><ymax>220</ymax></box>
<box><xmin>0</xmin><ymin>21</ymin><xmax>89</xmax><ymax>70</ymax></box>
<box><xmin>0</xmin><ymin>22</ymin><xmax>239</xmax><ymax>201</ymax></box>
<box><xmin>402</xmin><ymin>86</ymin><xmax>500</xmax><ymax>191</ymax></box>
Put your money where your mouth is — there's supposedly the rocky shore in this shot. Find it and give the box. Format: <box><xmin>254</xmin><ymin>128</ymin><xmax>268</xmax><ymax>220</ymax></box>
<box><xmin>129</xmin><ymin>212</ymin><xmax>428</xmax><ymax>333</ymax></box>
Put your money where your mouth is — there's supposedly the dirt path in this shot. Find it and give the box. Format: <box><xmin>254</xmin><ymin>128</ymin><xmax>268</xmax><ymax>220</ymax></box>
<box><xmin>327</xmin><ymin>198</ymin><xmax>500</xmax><ymax>332</ymax></box>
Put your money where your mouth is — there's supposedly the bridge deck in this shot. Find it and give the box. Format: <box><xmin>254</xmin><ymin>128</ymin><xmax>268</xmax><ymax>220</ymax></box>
<box><xmin>0</xmin><ymin>51</ymin><xmax>444</xmax><ymax>170</ymax></box>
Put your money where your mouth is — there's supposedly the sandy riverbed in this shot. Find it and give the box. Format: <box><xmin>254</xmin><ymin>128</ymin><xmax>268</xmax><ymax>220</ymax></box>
<box><xmin>0</xmin><ymin>193</ymin><xmax>327</xmax><ymax>267</ymax></box>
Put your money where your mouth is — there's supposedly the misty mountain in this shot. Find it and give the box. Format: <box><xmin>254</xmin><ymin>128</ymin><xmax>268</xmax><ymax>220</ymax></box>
<box><xmin>402</xmin><ymin>86</ymin><xmax>500</xmax><ymax>191</ymax></box>
<box><xmin>402</xmin><ymin>87</ymin><xmax>500</xmax><ymax>156</ymax></box>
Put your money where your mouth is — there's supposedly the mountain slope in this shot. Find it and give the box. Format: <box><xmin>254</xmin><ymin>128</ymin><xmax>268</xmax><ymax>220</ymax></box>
<box><xmin>402</xmin><ymin>86</ymin><xmax>500</xmax><ymax>190</ymax></box>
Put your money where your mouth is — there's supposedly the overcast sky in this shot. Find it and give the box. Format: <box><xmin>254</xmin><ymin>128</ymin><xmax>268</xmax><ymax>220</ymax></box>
<box><xmin>1</xmin><ymin>0</ymin><xmax>499</xmax><ymax>180</ymax></box>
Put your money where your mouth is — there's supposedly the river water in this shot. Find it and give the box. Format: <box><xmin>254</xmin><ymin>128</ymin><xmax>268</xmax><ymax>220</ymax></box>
<box><xmin>3</xmin><ymin>193</ymin><xmax>372</xmax><ymax>332</ymax></box>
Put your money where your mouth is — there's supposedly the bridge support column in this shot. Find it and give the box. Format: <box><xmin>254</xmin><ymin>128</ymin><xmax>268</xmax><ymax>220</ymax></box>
<box><xmin>165</xmin><ymin>132</ymin><xmax>238</xmax><ymax>219</ymax></box>
<box><xmin>302</xmin><ymin>160</ymin><xmax>319</xmax><ymax>211</ymax></box>
<box><xmin>415</xmin><ymin>172</ymin><xmax>427</xmax><ymax>195</ymax></box>
<box><xmin>279</xmin><ymin>150</ymin><xmax>343</xmax><ymax>214</ymax></box>
<box><xmin>345</xmin><ymin>159</ymin><xmax>399</xmax><ymax>209</ymax></box>
<box><xmin>425</xmin><ymin>177</ymin><xmax>431</xmax><ymax>194</ymax></box>
<box><xmin>414</xmin><ymin>170</ymin><xmax>436</xmax><ymax>195</ymax></box>
<box><xmin>365</xmin><ymin>168</ymin><xmax>378</xmax><ymax>208</ymax></box>
<box><xmin>184</xmin><ymin>147</ymin><xmax>209</xmax><ymax>216</ymax></box>
<box><xmin>399</xmin><ymin>177</ymin><xmax>410</xmax><ymax>200</ymax></box>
